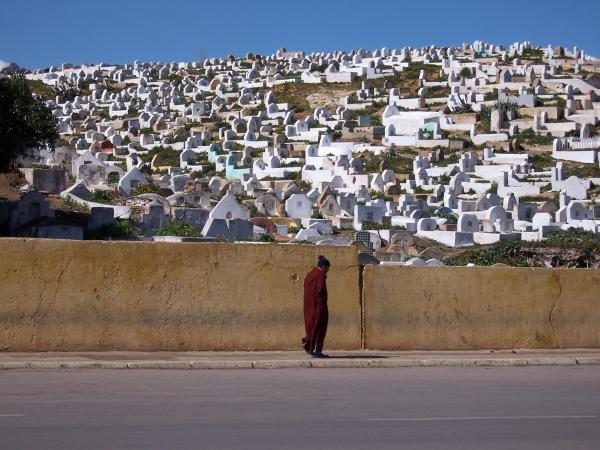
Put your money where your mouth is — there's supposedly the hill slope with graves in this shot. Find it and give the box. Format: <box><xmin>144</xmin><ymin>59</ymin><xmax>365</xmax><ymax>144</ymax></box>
<box><xmin>3</xmin><ymin>42</ymin><xmax>600</xmax><ymax>267</ymax></box>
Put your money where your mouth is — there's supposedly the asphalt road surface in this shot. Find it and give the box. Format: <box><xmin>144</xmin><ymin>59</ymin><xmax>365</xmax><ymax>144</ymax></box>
<box><xmin>1</xmin><ymin>366</ymin><xmax>599</xmax><ymax>450</ymax></box>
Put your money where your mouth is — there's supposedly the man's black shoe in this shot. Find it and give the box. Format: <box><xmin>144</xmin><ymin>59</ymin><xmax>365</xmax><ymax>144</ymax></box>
<box><xmin>301</xmin><ymin>338</ymin><xmax>311</xmax><ymax>354</ymax></box>
<box><xmin>311</xmin><ymin>352</ymin><xmax>330</xmax><ymax>358</ymax></box>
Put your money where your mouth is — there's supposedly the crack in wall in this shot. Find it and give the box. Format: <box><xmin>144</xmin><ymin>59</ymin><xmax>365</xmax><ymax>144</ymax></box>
<box><xmin>31</xmin><ymin>280</ymin><xmax>49</xmax><ymax>321</ymax></box>
<box><xmin>52</xmin><ymin>259</ymin><xmax>71</xmax><ymax>304</ymax></box>
<box><xmin>549</xmin><ymin>272</ymin><xmax>562</xmax><ymax>348</ymax></box>
<box><xmin>359</xmin><ymin>265</ymin><xmax>366</xmax><ymax>350</ymax></box>
<box><xmin>31</xmin><ymin>258</ymin><xmax>71</xmax><ymax>322</ymax></box>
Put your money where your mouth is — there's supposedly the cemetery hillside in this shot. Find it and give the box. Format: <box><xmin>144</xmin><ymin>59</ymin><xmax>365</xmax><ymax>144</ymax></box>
<box><xmin>2</xmin><ymin>41</ymin><xmax>600</xmax><ymax>268</ymax></box>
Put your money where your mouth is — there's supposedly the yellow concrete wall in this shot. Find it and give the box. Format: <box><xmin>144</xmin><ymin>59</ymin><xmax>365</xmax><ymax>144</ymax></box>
<box><xmin>3</xmin><ymin>238</ymin><xmax>600</xmax><ymax>352</ymax></box>
<box><xmin>0</xmin><ymin>238</ymin><xmax>361</xmax><ymax>351</ymax></box>
<box><xmin>363</xmin><ymin>266</ymin><xmax>600</xmax><ymax>350</ymax></box>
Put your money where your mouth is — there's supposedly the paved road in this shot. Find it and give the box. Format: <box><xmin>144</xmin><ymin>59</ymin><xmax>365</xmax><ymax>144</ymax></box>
<box><xmin>1</xmin><ymin>367</ymin><xmax>599</xmax><ymax>449</ymax></box>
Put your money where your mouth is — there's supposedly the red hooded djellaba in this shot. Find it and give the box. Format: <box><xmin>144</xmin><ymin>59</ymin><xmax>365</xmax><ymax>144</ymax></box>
<box><xmin>302</xmin><ymin>255</ymin><xmax>330</xmax><ymax>357</ymax></box>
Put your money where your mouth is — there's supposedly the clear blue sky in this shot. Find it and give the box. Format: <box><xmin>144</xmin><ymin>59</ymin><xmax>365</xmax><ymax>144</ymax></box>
<box><xmin>2</xmin><ymin>0</ymin><xmax>599</xmax><ymax>69</ymax></box>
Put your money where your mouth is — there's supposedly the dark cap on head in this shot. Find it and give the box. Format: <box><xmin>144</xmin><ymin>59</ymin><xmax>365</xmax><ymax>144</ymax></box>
<box><xmin>317</xmin><ymin>255</ymin><xmax>331</xmax><ymax>268</ymax></box>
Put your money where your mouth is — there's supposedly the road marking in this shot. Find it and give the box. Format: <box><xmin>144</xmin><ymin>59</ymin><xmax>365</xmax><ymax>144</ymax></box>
<box><xmin>0</xmin><ymin>414</ymin><xmax>25</xmax><ymax>417</ymax></box>
<box><xmin>368</xmin><ymin>415</ymin><xmax>597</xmax><ymax>422</ymax></box>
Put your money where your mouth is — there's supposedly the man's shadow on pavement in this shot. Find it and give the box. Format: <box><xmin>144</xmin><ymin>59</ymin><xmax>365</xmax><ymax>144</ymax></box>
<box><xmin>326</xmin><ymin>355</ymin><xmax>388</xmax><ymax>359</ymax></box>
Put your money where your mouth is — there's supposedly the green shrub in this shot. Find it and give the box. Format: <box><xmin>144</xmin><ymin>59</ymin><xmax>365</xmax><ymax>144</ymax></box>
<box><xmin>515</xmin><ymin>128</ymin><xmax>554</xmax><ymax>145</ymax></box>
<box><xmin>479</xmin><ymin>116</ymin><xmax>491</xmax><ymax>133</ymax></box>
<box><xmin>528</xmin><ymin>153</ymin><xmax>554</xmax><ymax>170</ymax></box>
<box><xmin>444</xmin><ymin>241</ymin><xmax>532</xmax><ymax>267</ymax></box>
<box><xmin>425</xmin><ymin>85</ymin><xmax>451</xmax><ymax>98</ymax></box>
<box><xmin>257</xmin><ymin>233</ymin><xmax>276</xmax><ymax>242</ymax></box>
<box><xmin>90</xmin><ymin>190</ymin><xmax>114</xmax><ymax>204</ymax></box>
<box><xmin>520</xmin><ymin>47</ymin><xmax>545</xmax><ymax>63</ymax></box>
<box><xmin>130</xmin><ymin>182</ymin><xmax>162</xmax><ymax>196</ymax></box>
<box><xmin>250</xmin><ymin>205</ymin><xmax>266</xmax><ymax>218</ymax></box>
<box><xmin>85</xmin><ymin>220</ymin><xmax>140</xmax><ymax>240</ymax></box>
<box><xmin>451</xmin><ymin>100</ymin><xmax>473</xmax><ymax>113</ymax></box>
<box><xmin>542</xmin><ymin>229</ymin><xmax>600</xmax><ymax>252</ymax></box>
<box><xmin>487</xmin><ymin>183</ymin><xmax>498</xmax><ymax>194</ymax></box>
<box><xmin>140</xmin><ymin>145</ymin><xmax>180</xmax><ymax>166</ymax></box>
<box><xmin>107</xmin><ymin>173</ymin><xmax>120</xmax><ymax>184</ymax></box>
<box><xmin>96</xmin><ymin>109</ymin><xmax>109</xmax><ymax>119</ymax></box>
<box><xmin>155</xmin><ymin>220</ymin><xmax>200</xmax><ymax>237</ymax></box>
<box><xmin>495</xmin><ymin>100</ymin><xmax>519</xmax><ymax>112</ymax></box>
<box><xmin>435</xmin><ymin>210</ymin><xmax>458</xmax><ymax>224</ymax></box>
<box><xmin>459</xmin><ymin>67</ymin><xmax>472</xmax><ymax>78</ymax></box>
<box><xmin>369</xmin><ymin>190</ymin><xmax>393</xmax><ymax>201</ymax></box>
<box><xmin>361</xmin><ymin>220</ymin><xmax>405</xmax><ymax>231</ymax></box>
<box><xmin>444</xmin><ymin>229</ymin><xmax>600</xmax><ymax>267</ymax></box>
<box><xmin>485</xmin><ymin>90</ymin><xmax>499</xmax><ymax>101</ymax></box>
<box><xmin>295</xmin><ymin>179</ymin><xmax>312</xmax><ymax>191</ymax></box>
<box><xmin>438</xmin><ymin>174</ymin><xmax>451</xmax><ymax>184</ymax></box>
<box><xmin>61</xmin><ymin>197</ymin><xmax>90</xmax><ymax>213</ymax></box>
<box><xmin>435</xmin><ymin>153</ymin><xmax>460</xmax><ymax>167</ymax></box>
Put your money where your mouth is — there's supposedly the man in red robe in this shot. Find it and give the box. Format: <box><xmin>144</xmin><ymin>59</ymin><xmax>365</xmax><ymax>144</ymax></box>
<box><xmin>302</xmin><ymin>255</ymin><xmax>330</xmax><ymax>358</ymax></box>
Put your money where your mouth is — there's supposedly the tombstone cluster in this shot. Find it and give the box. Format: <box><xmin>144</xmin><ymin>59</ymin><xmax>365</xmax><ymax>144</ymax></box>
<box><xmin>4</xmin><ymin>41</ymin><xmax>600</xmax><ymax>265</ymax></box>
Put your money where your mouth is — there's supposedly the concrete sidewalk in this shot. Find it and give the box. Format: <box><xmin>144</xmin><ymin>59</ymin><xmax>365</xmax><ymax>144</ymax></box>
<box><xmin>1</xmin><ymin>349</ymin><xmax>599</xmax><ymax>370</ymax></box>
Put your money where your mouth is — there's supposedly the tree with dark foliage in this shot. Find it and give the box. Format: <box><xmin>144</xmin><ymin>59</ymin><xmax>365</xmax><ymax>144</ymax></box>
<box><xmin>0</xmin><ymin>62</ymin><xmax>23</xmax><ymax>76</ymax></box>
<box><xmin>0</xmin><ymin>74</ymin><xmax>58</xmax><ymax>171</ymax></box>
